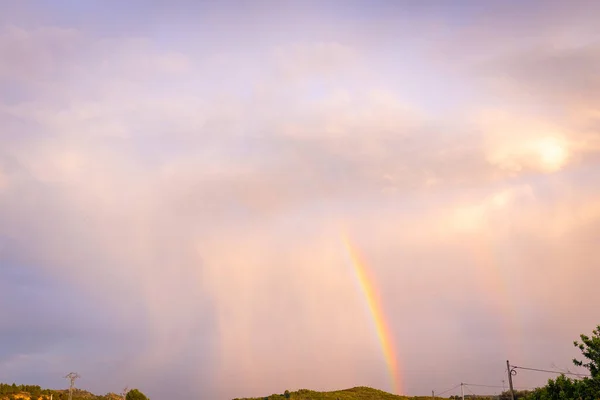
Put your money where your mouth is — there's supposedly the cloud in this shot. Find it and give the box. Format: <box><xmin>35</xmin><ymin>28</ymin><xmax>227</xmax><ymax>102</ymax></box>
<box><xmin>0</xmin><ymin>25</ymin><xmax>408</xmax><ymax>397</ymax></box>
<box><xmin>476</xmin><ymin>111</ymin><xmax>572</xmax><ymax>173</ymax></box>
<box><xmin>274</xmin><ymin>41</ymin><xmax>358</xmax><ymax>82</ymax></box>
<box><xmin>0</xmin><ymin>167</ymin><xmax>7</xmax><ymax>191</ymax></box>
<box><xmin>0</xmin><ymin>26</ymin><xmax>80</xmax><ymax>82</ymax></box>
<box><xmin>488</xmin><ymin>42</ymin><xmax>600</xmax><ymax>108</ymax></box>
<box><xmin>1</xmin><ymin>5</ymin><xmax>600</xmax><ymax>399</ymax></box>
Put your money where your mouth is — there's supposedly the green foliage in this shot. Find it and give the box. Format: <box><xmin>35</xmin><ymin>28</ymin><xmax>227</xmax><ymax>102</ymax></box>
<box><xmin>0</xmin><ymin>384</ymin><xmax>43</xmax><ymax>395</ymax></box>
<box><xmin>524</xmin><ymin>375</ymin><xmax>589</xmax><ymax>400</ymax></box>
<box><xmin>0</xmin><ymin>384</ymin><xmax>148</xmax><ymax>400</ymax></box>
<box><xmin>573</xmin><ymin>325</ymin><xmax>600</xmax><ymax>378</ymax></box>
<box><xmin>125</xmin><ymin>389</ymin><xmax>148</xmax><ymax>400</ymax></box>
<box><xmin>234</xmin><ymin>386</ymin><xmax>432</xmax><ymax>400</ymax></box>
<box><xmin>524</xmin><ymin>325</ymin><xmax>600</xmax><ymax>400</ymax></box>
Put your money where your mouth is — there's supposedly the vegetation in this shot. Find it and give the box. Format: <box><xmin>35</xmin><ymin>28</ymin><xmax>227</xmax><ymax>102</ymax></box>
<box><xmin>233</xmin><ymin>386</ymin><xmax>433</xmax><ymax>400</ymax></box>
<box><xmin>523</xmin><ymin>325</ymin><xmax>600</xmax><ymax>400</ymax></box>
<box><xmin>125</xmin><ymin>390</ymin><xmax>148</xmax><ymax>400</ymax></box>
<box><xmin>0</xmin><ymin>385</ymin><xmax>143</xmax><ymax>400</ymax></box>
<box><xmin>0</xmin><ymin>384</ymin><xmax>44</xmax><ymax>398</ymax></box>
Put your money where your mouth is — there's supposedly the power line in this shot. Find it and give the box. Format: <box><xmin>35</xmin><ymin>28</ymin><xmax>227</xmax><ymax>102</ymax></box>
<box><xmin>434</xmin><ymin>382</ymin><xmax>537</xmax><ymax>398</ymax></box>
<box><xmin>511</xmin><ymin>365</ymin><xmax>590</xmax><ymax>378</ymax></box>
<box><xmin>463</xmin><ymin>383</ymin><xmax>534</xmax><ymax>390</ymax></box>
<box><xmin>432</xmin><ymin>360</ymin><xmax>588</xmax><ymax>400</ymax></box>
<box><xmin>463</xmin><ymin>383</ymin><xmax>505</xmax><ymax>389</ymax></box>
<box><xmin>464</xmin><ymin>385</ymin><xmax>477</xmax><ymax>397</ymax></box>
<box><xmin>436</xmin><ymin>384</ymin><xmax>462</xmax><ymax>396</ymax></box>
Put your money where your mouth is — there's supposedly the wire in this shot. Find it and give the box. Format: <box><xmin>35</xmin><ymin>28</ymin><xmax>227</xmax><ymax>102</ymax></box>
<box><xmin>465</xmin><ymin>385</ymin><xmax>477</xmax><ymax>397</ymax></box>
<box><xmin>512</xmin><ymin>365</ymin><xmax>590</xmax><ymax>378</ymax></box>
<box><xmin>463</xmin><ymin>383</ymin><xmax>536</xmax><ymax>391</ymax></box>
<box><xmin>432</xmin><ymin>364</ymin><xmax>587</xmax><ymax>399</ymax></box>
<box><xmin>436</xmin><ymin>384</ymin><xmax>462</xmax><ymax>396</ymax></box>
<box><xmin>463</xmin><ymin>383</ymin><xmax>504</xmax><ymax>389</ymax></box>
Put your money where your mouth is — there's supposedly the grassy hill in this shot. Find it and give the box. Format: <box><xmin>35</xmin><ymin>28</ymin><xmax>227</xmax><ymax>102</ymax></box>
<box><xmin>233</xmin><ymin>386</ymin><xmax>436</xmax><ymax>400</ymax></box>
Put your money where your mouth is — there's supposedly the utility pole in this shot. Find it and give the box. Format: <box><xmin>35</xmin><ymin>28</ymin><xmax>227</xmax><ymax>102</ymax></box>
<box><xmin>461</xmin><ymin>383</ymin><xmax>465</xmax><ymax>400</ymax></box>
<box><xmin>506</xmin><ymin>360</ymin><xmax>515</xmax><ymax>400</ymax></box>
<box><xmin>432</xmin><ymin>390</ymin><xmax>435</xmax><ymax>400</ymax></box>
<box><xmin>64</xmin><ymin>372</ymin><xmax>80</xmax><ymax>400</ymax></box>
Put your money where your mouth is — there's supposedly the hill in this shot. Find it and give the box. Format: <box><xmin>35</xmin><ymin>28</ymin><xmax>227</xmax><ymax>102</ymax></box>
<box><xmin>233</xmin><ymin>386</ymin><xmax>435</xmax><ymax>400</ymax></box>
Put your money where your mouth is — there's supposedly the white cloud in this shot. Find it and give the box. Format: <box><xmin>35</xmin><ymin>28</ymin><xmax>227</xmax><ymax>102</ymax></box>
<box><xmin>1</xmin><ymin>15</ymin><xmax>600</xmax><ymax>399</ymax></box>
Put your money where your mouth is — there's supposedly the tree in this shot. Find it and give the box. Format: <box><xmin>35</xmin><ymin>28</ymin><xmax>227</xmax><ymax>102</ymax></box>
<box><xmin>125</xmin><ymin>389</ymin><xmax>148</xmax><ymax>400</ymax></box>
<box><xmin>526</xmin><ymin>325</ymin><xmax>600</xmax><ymax>400</ymax></box>
<box><xmin>574</xmin><ymin>325</ymin><xmax>600</xmax><ymax>378</ymax></box>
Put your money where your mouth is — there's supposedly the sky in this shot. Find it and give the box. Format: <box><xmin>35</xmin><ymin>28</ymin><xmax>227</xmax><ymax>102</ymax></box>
<box><xmin>1</xmin><ymin>0</ymin><xmax>600</xmax><ymax>399</ymax></box>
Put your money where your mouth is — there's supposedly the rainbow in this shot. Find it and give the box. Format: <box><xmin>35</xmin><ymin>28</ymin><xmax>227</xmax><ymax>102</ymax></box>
<box><xmin>468</xmin><ymin>232</ymin><xmax>522</xmax><ymax>358</ymax></box>
<box><xmin>342</xmin><ymin>234</ymin><xmax>403</xmax><ymax>395</ymax></box>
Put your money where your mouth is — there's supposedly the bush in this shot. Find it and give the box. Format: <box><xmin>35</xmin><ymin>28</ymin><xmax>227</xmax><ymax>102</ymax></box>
<box><xmin>125</xmin><ymin>389</ymin><xmax>148</xmax><ymax>400</ymax></box>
